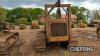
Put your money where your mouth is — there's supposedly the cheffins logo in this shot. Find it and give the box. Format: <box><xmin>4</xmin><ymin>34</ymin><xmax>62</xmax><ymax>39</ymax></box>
<box><xmin>68</xmin><ymin>46</ymin><xmax>94</xmax><ymax>52</ymax></box>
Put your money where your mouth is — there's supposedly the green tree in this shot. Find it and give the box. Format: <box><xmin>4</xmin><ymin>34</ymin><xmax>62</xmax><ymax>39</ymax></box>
<box><xmin>71</xmin><ymin>6</ymin><xmax>87</xmax><ymax>23</ymax></box>
<box><xmin>79</xmin><ymin>7</ymin><xmax>86</xmax><ymax>13</ymax></box>
<box><xmin>16</xmin><ymin>18</ymin><xmax>28</xmax><ymax>25</ymax></box>
<box><xmin>50</xmin><ymin>13</ymin><xmax>57</xmax><ymax>19</ymax></box>
<box><xmin>71</xmin><ymin>6</ymin><xmax>79</xmax><ymax>14</ymax></box>
<box><xmin>30</xmin><ymin>8</ymin><xmax>43</xmax><ymax>20</ymax></box>
<box><xmin>0</xmin><ymin>7</ymin><xmax>7</xmax><ymax>22</ymax></box>
<box><xmin>92</xmin><ymin>10</ymin><xmax>100</xmax><ymax>20</ymax></box>
<box><xmin>8</xmin><ymin>7</ymin><xmax>29</xmax><ymax>23</ymax></box>
<box><xmin>7</xmin><ymin>7</ymin><xmax>43</xmax><ymax>24</ymax></box>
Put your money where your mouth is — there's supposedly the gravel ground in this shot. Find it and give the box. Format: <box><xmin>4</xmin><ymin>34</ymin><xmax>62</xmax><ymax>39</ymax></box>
<box><xmin>8</xmin><ymin>27</ymin><xmax>100</xmax><ymax>56</ymax></box>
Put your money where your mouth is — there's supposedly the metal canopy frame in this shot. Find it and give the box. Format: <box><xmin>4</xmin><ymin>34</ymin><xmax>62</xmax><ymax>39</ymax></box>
<box><xmin>45</xmin><ymin>0</ymin><xmax>71</xmax><ymax>19</ymax></box>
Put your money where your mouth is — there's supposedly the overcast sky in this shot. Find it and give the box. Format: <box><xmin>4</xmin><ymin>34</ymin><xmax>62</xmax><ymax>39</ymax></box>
<box><xmin>0</xmin><ymin>0</ymin><xmax>100</xmax><ymax>10</ymax></box>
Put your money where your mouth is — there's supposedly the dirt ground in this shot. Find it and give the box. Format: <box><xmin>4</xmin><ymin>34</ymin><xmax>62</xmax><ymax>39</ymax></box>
<box><xmin>9</xmin><ymin>27</ymin><xmax>100</xmax><ymax>56</ymax></box>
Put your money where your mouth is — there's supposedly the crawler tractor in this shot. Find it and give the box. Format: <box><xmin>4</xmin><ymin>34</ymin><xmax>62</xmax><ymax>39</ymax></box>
<box><xmin>34</xmin><ymin>0</ymin><xmax>71</xmax><ymax>51</ymax></box>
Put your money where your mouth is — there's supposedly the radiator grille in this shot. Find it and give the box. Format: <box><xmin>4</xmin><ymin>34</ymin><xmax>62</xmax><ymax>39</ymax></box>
<box><xmin>51</xmin><ymin>23</ymin><xmax>67</xmax><ymax>37</ymax></box>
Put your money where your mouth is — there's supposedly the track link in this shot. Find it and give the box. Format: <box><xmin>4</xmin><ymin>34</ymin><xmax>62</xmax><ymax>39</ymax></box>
<box><xmin>34</xmin><ymin>30</ymin><xmax>46</xmax><ymax>51</ymax></box>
